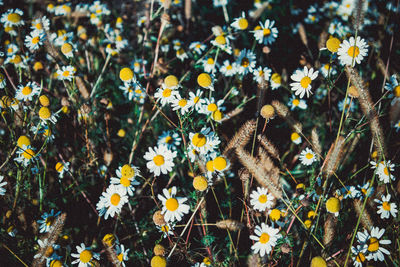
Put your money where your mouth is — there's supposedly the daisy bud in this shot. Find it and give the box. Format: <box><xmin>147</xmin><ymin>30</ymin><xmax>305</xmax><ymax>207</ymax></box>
<box><xmin>153</xmin><ymin>210</ymin><xmax>166</xmax><ymax>226</ymax></box>
<box><xmin>39</xmin><ymin>95</ymin><xmax>50</xmax><ymax>107</ymax></box>
<box><xmin>153</xmin><ymin>244</ymin><xmax>166</xmax><ymax>256</ymax></box>
<box><xmin>325</xmin><ymin>197</ymin><xmax>340</xmax><ymax>216</ymax></box>
<box><xmin>260</xmin><ymin>104</ymin><xmax>275</xmax><ymax>120</ymax></box>
<box><xmin>193</xmin><ymin>176</ymin><xmax>208</xmax><ymax>191</ymax></box>
<box><xmin>17</xmin><ymin>135</ymin><xmax>31</xmax><ymax>148</ymax></box>
<box><xmin>102</xmin><ymin>233</ymin><xmax>116</xmax><ymax>247</ymax></box>
<box><xmin>119</xmin><ymin>67</ymin><xmax>134</xmax><ymax>82</ymax></box>
<box><xmin>164</xmin><ymin>75</ymin><xmax>178</xmax><ymax>88</ymax></box>
<box><xmin>310</xmin><ymin>256</ymin><xmax>327</xmax><ymax>267</ymax></box>
<box><xmin>151</xmin><ymin>255</ymin><xmax>167</xmax><ymax>267</ymax></box>
<box><xmin>326</xmin><ymin>37</ymin><xmax>340</xmax><ymax>53</ymax></box>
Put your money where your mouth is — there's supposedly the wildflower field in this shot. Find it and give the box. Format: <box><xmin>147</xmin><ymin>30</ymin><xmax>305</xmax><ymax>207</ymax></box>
<box><xmin>0</xmin><ymin>0</ymin><xmax>400</xmax><ymax>266</ymax></box>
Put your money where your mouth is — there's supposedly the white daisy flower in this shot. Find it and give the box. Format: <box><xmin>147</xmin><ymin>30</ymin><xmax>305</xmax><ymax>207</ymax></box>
<box><xmin>219</xmin><ymin>60</ymin><xmax>237</xmax><ymax>77</ymax></box>
<box><xmin>394</xmin><ymin>120</ymin><xmax>400</xmax><ymax>132</ymax></box>
<box><xmin>144</xmin><ymin>145</ymin><xmax>177</xmax><ymax>176</ymax></box>
<box><xmin>14</xmin><ymin>145</ymin><xmax>38</xmax><ymax>167</ymax></box>
<box><xmin>202</xmin><ymin>57</ymin><xmax>217</xmax><ymax>73</ymax></box>
<box><xmin>158</xmin><ymin>223</ymin><xmax>175</xmax><ymax>238</ymax></box>
<box><xmin>24</xmin><ymin>30</ymin><xmax>45</xmax><ymax>51</ymax></box>
<box><xmin>15</xmin><ymin>82</ymin><xmax>41</xmax><ymax>101</ymax></box>
<box><xmin>374</xmin><ymin>194</ymin><xmax>398</xmax><ymax>219</ymax></box>
<box><xmin>38</xmin><ymin>107</ymin><xmax>58</xmax><ymax>124</ymax></box>
<box><xmin>157</xmin><ymin>131</ymin><xmax>182</xmax><ymax>150</ymax></box>
<box><xmin>210</xmin><ymin>33</ymin><xmax>233</xmax><ymax>54</ymax></box>
<box><xmin>351</xmin><ymin>245</ymin><xmax>367</xmax><ymax>267</ymax></box>
<box><xmin>288</xmin><ymin>96</ymin><xmax>307</xmax><ymax>110</ymax></box>
<box><xmin>119</xmin><ymin>82</ymin><xmax>143</xmax><ymax>101</ymax></box>
<box><xmin>157</xmin><ymin>186</ymin><xmax>190</xmax><ymax>222</ymax></box>
<box><xmin>290</xmin><ymin>66</ymin><xmax>319</xmax><ymax>98</ymax></box>
<box><xmin>270</xmin><ymin>73</ymin><xmax>282</xmax><ymax>90</ymax></box>
<box><xmin>96</xmin><ymin>184</ymin><xmax>129</xmax><ymax>220</ymax></box>
<box><xmin>37</xmin><ymin>209</ymin><xmax>61</xmax><ymax>233</ymax></box>
<box><xmin>54</xmin><ymin>4</ymin><xmax>72</xmax><ymax>16</ymax></box>
<box><xmin>0</xmin><ymin>72</ymin><xmax>7</xmax><ymax>89</ymax></box>
<box><xmin>154</xmin><ymin>86</ymin><xmax>179</xmax><ymax>107</ymax></box>
<box><xmin>55</xmin><ymin>161</ymin><xmax>70</xmax><ymax>179</ymax></box>
<box><xmin>111</xmin><ymin>164</ymin><xmax>140</xmax><ymax>196</ymax></box>
<box><xmin>31</xmin><ymin>16</ymin><xmax>50</xmax><ymax>33</ymax></box>
<box><xmin>115</xmin><ymin>244</ymin><xmax>130</xmax><ymax>267</ymax></box>
<box><xmin>337</xmin><ymin>36</ymin><xmax>368</xmax><ymax>66</ymax></box>
<box><xmin>338</xmin><ymin>98</ymin><xmax>356</xmax><ymax>112</ymax></box>
<box><xmin>253</xmin><ymin>19</ymin><xmax>278</xmax><ymax>45</ymax></box>
<box><xmin>172</xmin><ymin>39</ymin><xmax>183</xmax><ymax>51</ymax></box>
<box><xmin>56</xmin><ymin>65</ymin><xmax>75</xmax><ymax>81</ymax></box>
<box><xmin>231</xmin><ymin>12</ymin><xmax>249</xmax><ymax>30</ymax></box>
<box><xmin>71</xmin><ymin>243</ymin><xmax>100</xmax><ymax>267</ymax></box>
<box><xmin>299</xmin><ymin>147</ymin><xmax>317</xmax><ymax>166</ymax></box>
<box><xmin>290</xmin><ymin>132</ymin><xmax>302</xmax><ymax>144</ymax></box>
<box><xmin>250</xmin><ymin>187</ymin><xmax>275</xmax><ymax>212</ymax></box>
<box><xmin>250</xmin><ymin>223</ymin><xmax>281</xmax><ymax>257</ymax></box>
<box><xmin>252</xmin><ymin>66</ymin><xmax>272</xmax><ymax>84</ymax></box>
<box><xmin>0</xmin><ymin>175</ymin><xmax>7</xmax><ymax>195</ymax></box>
<box><xmin>384</xmin><ymin>74</ymin><xmax>400</xmax><ymax>106</ymax></box>
<box><xmin>236</xmin><ymin>49</ymin><xmax>256</xmax><ymax>75</ymax></box>
<box><xmin>319</xmin><ymin>63</ymin><xmax>337</xmax><ymax>78</ymax></box>
<box><xmin>176</xmin><ymin>48</ymin><xmax>189</xmax><ymax>61</ymax></box>
<box><xmin>370</xmin><ymin>160</ymin><xmax>396</xmax><ymax>184</ymax></box>
<box><xmin>356</xmin><ymin>227</ymin><xmax>391</xmax><ymax>262</ymax></box>
<box><xmin>188</xmin><ymin>90</ymin><xmax>204</xmax><ymax>112</ymax></box>
<box><xmin>188</xmin><ymin>127</ymin><xmax>221</xmax><ymax>155</ymax></box>
<box><xmin>1</xmin><ymin>9</ymin><xmax>24</xmax><ymax>27</ymax></box>
<box><xmin>171</xmin><ymin>94</ymin><xmax>192</xmax><ymax>115</ymax></box>
<box><xmin>199</xmin><ymin>97</ymin><xmax>225</xmax><ymax>115</ymax></box>
<box><xmin>341</xmin><ymin>185</ymin><xmax>360</xmax><ymax>199</ymax></box>
<box><xmin>189</xmin><ymin>41</ymin><xmax>207</xmax><ymax>55</ymax></box>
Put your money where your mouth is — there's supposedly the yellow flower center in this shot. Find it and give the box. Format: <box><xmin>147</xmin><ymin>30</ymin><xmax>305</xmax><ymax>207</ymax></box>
<box><xmin>213</xmin><ymin>156</ymin><xmax>227</xmax><ymax>171</ymax></box>
<box><xmin>263</xmin><ymin>28</ymin><xmax>271</xmax><ymax>36</ymax></box>
<box><xmin>226</xmin><ymin>65</ymin><xmax>232</xmax><ymax>70</ymax></box>
<box><xmin>165</xmin><ymin>198</ymin><xmax>179</xmax><ymax>211</ymax></box>
<box><xmin>356</xmin><ymin>252</ymin><xmax>365</xmax><ymax>263</ymax></box>
<box><xmin>121</xmin><ymin>164</ymin><xmax>135</xmax><ymax>178</ymax></box>
<box><xmin>212</xmin><ymin>110</ymin><xmax>223</xmax><ymax>121</ymax></box>
<box><xmin>162</xmin><ymin>89</ymin><xmax>172</xmax><ymax>97</ymax></box>
<box><xmin>383</xmin><ymin>167</ymin><xmax>389</xmax><ymax>176</ymax></box>
<box><xmin>292</xmin><ymin>99</ymin><xmax>300</xmax><ymax>106</ymax></box>
<box><xmin>110</xmin><ymin>193</ymin><xmax>121</xmax><ymax>206</ymax></box>
<box><xmin>300</xmin><ymin>76</ymin><xmax>312</xmax><ymax>89</ymax></box>
<box><xmin>11</xmin><ymin>55</ymin><xmax>22</xmax><ymax>64</ymax></box>
<box><xmin>238</xmin><ymin>18</ymin><xmax>248</xmax><ymax>29</ymax></box>
<box><xmin>32</xmin><ymin>36</ymin><xmax>40</xmax><ymax>44</ymax></box>
<box><xmin>7</xmin><ymin>13</ymin><xmax>21</xmax><ymax>23</ymax></box>
<box><xmin>393</xmin><ymin>85</ymin><xmax>400</xmax><ymax>97</ymax></box>
<box><xmin>306</xmin><ymin>153</ymin><xmax>314</xmax><ymax>159</ymax></box>
<box><xmin>61</xmin><ymin>43</ymin><xmax>73</xmax><ymax>54</ymax></box>
<box><xmin>35</xmin><ymin>23</ymin><xmax>42</xmax><ymax>30</ymax></box>
<box><xmin>259</xmin><ymin>233</ymin><xmax>270</xmax><ymax>244</ymax></box>
<box><xmin>50</xmin><ymin>260</ymin><xmax>62</xmax><ymax>267</ymax></box>
<box><xmin>193</xmin><ymin>96</ymin><xmax>200</xmax><ymax>104</ymax></box>
<box><xmin>117</xmin><ymin>253</ymin><xmax>124</xmax><ymax>262</ymax></box>
<box><xmin>271</xmin><ymin>73</ymin><xmax>281</xmax><ymax>84</ymax></box>
<box><xmin>165</xmin><ymin>136</ymin><xmax>173</xmax><ymax>144</ymax></box>
<box><xmin>215</xmin><ymin>35</ymin><xmax>226</xmax><ymax>45</ymax></box>
<box><xmin>39</xmin><ymin>107</ymin><xmax>51</xmax><ymax>119</ymax></box>
<box><xmin>258</xmin><ymin>194</ymin><xmax>267</xmax><ymax>203</ymax></box>
<box><xmin>22</xmin><ymin>86</ymin><xmax>32</xmax><ymax>95</ymax></box>
<box><xmin>192</xmin><ymin>133</ymin><xmax>206</xmax><ymax>147</ymax></box>
<box><xmin>207</xmin><ymin>103</ymin><xmax>217</xmax><ymax>112</ymax></box>
<box><xmin>197</xmin><ymin>73</ymin><xmax>212</xmax><ymax>88</ymax></box>
<box><xmin>367</xmin><ymin>237</ymin><xmax>379</xmax><ymax>252</ymax></box>
<box><xmin>178</xmin><ymin>99</ymin><xmax>187</xmax><ymax>107</ymax></box>
<box><xmin>270</xmin><ymin>209</ymin><xmax>281</xmax><ymax>221</ymax></box>
<box><xmin>120</xmin><ymin>176</ymin><xmax>131</xmax><ymax>187</ymax></box>
<box><xmin>23</xmin><ymin>149</ymin><xmax>35</xmax><ymax>159</ymax></box>
<box><xmin>55</xmin><ymin>162</ymin><xmax>64</xmax><ymax>172</ymax></box>
<box><xmin>45</xmin><ymin>216</ymin><xmax>54</xmax><ymax>226</ymax></box>
<box><xmin>326</xmin><ymin>197</ymin><xmax>340</xmax><ymax>213</ymax></box>
<box><xmin>17</xmin><ymin>136</ymin><xmax>31</xmax><ymax>148</ymax></box>
<box><xmin>382</xmin><ymin>201</ymin><xmax>391</xmax><ymax>211</ymax></box>
<box><xmin>63</xmin><ymin>70</ymin><xmax>70</xmax><ymax>77</ymax></box>
<box><xmin>62</xmin><ymin>5</ymin><xmax>72</xmax><ymax>13</ymax></box>
<box><xmin>39</xmin><ymin>95</ymin><xmax>50</xmax><ymax>106</ymax></box>
<box><xmin>161</xmin><ymin>225</ymin><xmax>169</xmax><ymax>232</ymax></box>
<box><xmin>79</xmin><ymin>250</ymin><xmax>93</xmax><ymax>263</ymax></box>
<box><xmin>45</xmin><ymin>246</ymin><xmax>54</xmax><ymax>257</ymax></box>
<box><xmin>164</xmin><ymin>75</ymin><xmax>178</xmax><ymax>88</ymax></box>
<box><xmin>240</xmin><ymin>57</ymin><xmax>250</xmax><ymax>68</ymax></box>
<box><xmin>153</xmin><ymin>155</ymin><xmax>165</xmax><ymax>166</ymax></box>
<box><xmin>193</xmin><ymin>176</ymin><xmax>208</xmax><ymax>191</ymax></box>
<box><xmin>326</xmin><ymin>37</ymin><xmax>340</xmax><ymax>53</ymax></box>
<box><xmin>207</xmin><ymin>58</ymin><xmax>214</xmax><ymax>65</ymax></box>
<box><xmin>203</xmin><ymin>257</ymin><xmax>211</xmax><ymax>265</ymax></box>
<box><xmin>119</xmin><ymin>67</ymin><xmax>134</xmax><ymax>82</ymax></box>
<box><xmin>347</xmin><ymin>46</ymin><xmax>360</xmax><ymax>58</ymax></box>
<box><xmin>206</xmin><ymin>160</ymin><xmax>214</xmax><ymax>172</ymax></box>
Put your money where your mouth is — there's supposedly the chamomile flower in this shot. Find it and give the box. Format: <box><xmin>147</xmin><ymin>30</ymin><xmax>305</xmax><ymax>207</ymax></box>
<box><xmin>253</xmin><ymin>19</ymin><xmax>278</xmax><ymax>45</ymax></box>
<box><xmin>197</xmin><ymin>73</ymin><xmax>215</xmax><ymax>91</ymax></box>
<box><xmin>219</xmin><ymin>60</ymin><xmax>237</xmax><ymax>77</ymax></box>
<box><xmin>374</xmin><ymin>194</ymin><xmax>398</xmax><ymax>219</ymax></box>
<box><xmin>231</xmin><ymin>12</ymin><xmax>249</xmax><ymax>30</ymax></box>
<box><xmin>319</xmin><ymin>63</ymin><xmax>337</xmax><ymax>78</ymax></box>
<box><xmin>111</xmin><ymin>164</ymin><xmax>140</xmax><ymax>196</ymax></box>
<box><xmin>31</xmin><ymin>16</ymin><xmax>50</xmax><ymax>33</ymax></box>
<box><xmin>351</xmin><ymin>245</ymin><xmax>367</xmax><ymax>267</ymax></box>
<box><xmin>304</xmin><ymin>5</ymin><xmax>320</xmax><ymax>24</ymax></box>
<box><xmin>158</xmin><ymin>186</ymin><xmax>190</xmax><ymax>222</ymax></box>
<box><xmin>337</xmin><ymin>36</ymin><xmax>368</xmax><ymax>66</ymax></box>
<box><xmin>370</xmin><ymin>160</ymin><xmax>396</xmax><ymax>184</ymax></box>
<box><xmin>55</xmin><ymin>161</ymin><xmax>70</xmax><ymax>179</ymax></box>
<box><xmin>154</xmin><ymin>86</ymin><xmax>179</xmax><ymax>106</ymax></box>
<box><xmin>199</xmin><ymin>98</ymin><xmax>225</xmax><ymax>116</ymax></box>
<box><xmin>54</xmin><ymin>4</ymin><xmax>72</xmax><ymax>16</ymax></box>
<box><xmin>394</xmin><ymin>120</ymin><xmax>400</xmax><ymax>132</ymax></box>
<box><xmin>299</xmin><ymin>147</ymin><xmax>317</xmax><ymax>166</ymax></box>
<box><xmin>24</xmin><ymin>30</ymin><xmax>45</xmax><ymax>51</ymax></box>
<box><xmin>15</xmin><ymin>145</ymin><xmax>37</xmax><ymax>167</ymax></box>
<box><xmin>33</xmin><ymin>238</ymin><xmax>60</xmax><ymax>261</ymax></box>
<box><xmin>96</xmin><ymin>184</ymin><xmax>129</xmax><ymax>219</ymax></box>
<box><xmin>252</xmin><ymin>66</ymin><xmax>272</xmax><ymax>84</ymax></box>
<box><xmin>144</xmin><ymin>145</ymin><xmax>177</xmax><ymax>176</ymax></box>
<box><xmin>250</xmin><ymin>187</ymin><xmax>275</xmax><ymax>212</ymax></box>
<box><xmin>337</xmin><ymin>0</ymin><xmax>355</xmax><ymax>20</ymax></box>
<box><xmin>290</xmin><ymin>132</ymin><xmax>302</xmax><ymax>144</ymax></box>
<box><xmin>210</xmin><ymin>33</ymin><xmax>233</xmax><ymax>54</ymax></box>
<box><xmin>270</xmin><ymin>73</ymin><xmax>282</xmax><ymax>90</ymax></box>
<box><xmin>38</xmin><ymin>107</ymin><xmax>58</xmax><ymax>124</ymax></box>
<box><xmin>341</xmin><ymin>185</ymin><xmax>360</xmax><ymax>199</ymax></box>
<box><xmin>172</xmin><ymin>40</ymin><xmax>183</xmax><ymax>51</ymax></box>
<box><xmin>338</xmin><ymin>98</ymin><xmax>356</xmax><ymax>112</ymax></box>
<box><xmin>158</xmin><ymin>223</ymin><xmax>174</xmax><ymax>238</ymax></box>
<box><xmin>328</xmin><ymin>19</ymin><xmax>350</xmax><ymax>37</ymax></box>
<box><xmin>188</xmin><ymin>90</ymin><xmax>203</xmax><ymax>112</ymax></box>
<box><xmin>37</xmin><ymin>209</ymin><xmax>61</xmax><ymax>233</ymax></box>
<box><xmin>60</xmin><ymin>42</ymin><xmax>76</xmax><ymax>58</ymax></box>
<box><xmin>1</xmin><ymin>9</ymin><xmax>24</xmax><ymax>27</ymax></box>
<box><xmin>189</xmin><ymin>41</ymin><xmax>206</xmax><ymax>54</ymax></box>
<box><xmin>15</xmin><ymin>82</ymin><xmax>41</xmax><ymax>101</ymax></box>
<box><xmin>384</xmin><ymin>74</ymin><xmax>400</xmax><ymax>105</ymax></box>
<box><xmin>71</xmin><ymin>243</ymin><xmax>100</xmax><ymax>267</ymax></box>
<box><xmin>236</xmin><ymin>49</ymin><xmax>256</xmax><ymax>75</ymax></box>
<box><xmin>119</xmin><ymin>81</ymin><xmax>142</xmax><ymax>101</ymax></box>
<box><xmin>356</xmin><ymin>227</ymin><xmax>391</xmax><ymax>262</ymax></box>
<box><xmin>202</xmin><ymin>57</ymin><xmax>217</xmax><ymax>73</ymax></box>
<box><xmin>0</xmin><ymin>175</ymin><xmax>7</xmax><ymax>195</ymax></box>
<box><xmin>157</xmin><ymin>131</ymin><xmax>182</xmax><ymax>150</ymax></box>
<box><xmin>176</xmin><ymin>48</ymin><xmax>189</xmax><ymax>61</ymax></box>
<box><xmin>250</xmin><ymin>223</ymin><xmax>281</xmax><ymax>257</ymax></box>
<box><xmin>288</xmin><ymin>96</ymin><xmax>307</xmax><ymax>110</ymax></box>
<box><xmin>115</xmin><ymin>244</ymin><xmax>130</xmax><ymax>267</ymax></box>
<box><xmin>290</xmin><ymin>66</ymin><xmax>319</xmax><ymax>98</ymax></box>
<box><xmin>171</xmin><ymin>94</ymin><xmax>192</xmax><ymax>115</ymax></box>
<box><xmin>56</xmin><ymin>65</ymin><xmax>75</xmax><ymax>81</ymax></box>
<box><xmin>0</xmin><ymin>72</ymin><xmax>6</xmax><ymax>89</ymax></box>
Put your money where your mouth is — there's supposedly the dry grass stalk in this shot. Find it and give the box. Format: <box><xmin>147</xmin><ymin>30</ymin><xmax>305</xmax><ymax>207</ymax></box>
<box><xmin>345</xmin><ymin>66</ymin><xmax>387</xmax><ymax>158</ymax></box>
<box><xmin>32</xmin><ymin>213</ymin><xmax>67</xmax><ymax>266</ymax></box>
<box><xmin>184</xmin><ymin>0</ymin><xmax>191</xmax><ymax>20</ymax></box>
<box><xmin>257</xmin><ymin>134</ymin><xmax>280</xmax><ymax>160</ymax></box>
<box><xmin>353</xmin><ymin>199</ymin><xmax>373</xmax><ymax>230</ymax></box>
<box><xmin>271</xmin><ymin>100</ymin><xmax>303</xmax><ymax>133</ymax></box>
<box><xmin>323</xmin><ymin>214</ymin><xmax>337</xmax><ymax>246</ymax></box>
<box><xmin>257</xmin><ymin>147</ymin><xmax>280</xmax><ymax>188</ymax></box>
<box><xmin>236</xmin><ymin>147</ymin><xmax>282</xmax><ymax>199</ymax></box>
<box><xmin>311</xmin><ymin>128</ymin><xmax>322</xmax><ymax>156</ymax></box>
<box><xmin>216</xmin><ymin>219</ymin><xmax>244</xmax><ymax>231</ymax></box>
<box><xmin>389</xmin><ymin>101</ymin><xmax>400</xmax><ymax>125</ymax></box>
<box><xmin>318</xmin><ymin>30</ymin><xmax>328</xmax><ymax>50</ymax></box>
<box><xmin>322</xmin><ymin>136</ymin><xmax>345</xmax><ymax>179</ymax></box>
<box><xmin>298</xmin><ymin>23</ymin><xmax>308</xmax><ymax>47</ymax></box>
<box><xmin>247</xmin><ymin>254</ymin><xmax>262</xmax><ymax>267</ymax></box>
<box><xmin>238</xmin><ymin>168</ymin><xmax>250</xmax><ymax>182</ymax></box>
<box><xmin>102</xmin><ymin>240</ymin><xmax>122</xmax><ymax>267</ymax></box>
<box><xmin>220</xmin><ymin>107</ymin><xmax>244</xmax><ymax>123</ymax></box>
<box><xmin>352</xmin><ymin>0</ymin><xmax>366</xmax><ymax>31</ymax></box>
<box><xmin>341</xmin><ymin>133</ymin><xmax>360</xmax><ymax>164</ymax></box>
<box><xmin>376</xmin><ymin>57</ymin><xmax>389</xmax><ymax>78</ymax></box>
<box><xmin>223</xmin><ymin>119</ymin><xmax>257</xmax><ymax>158</ymax></box>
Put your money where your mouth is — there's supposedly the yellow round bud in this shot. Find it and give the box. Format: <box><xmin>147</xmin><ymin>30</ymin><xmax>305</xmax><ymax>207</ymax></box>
<box><xmin>119</xmin><ymin>67</ymin><xmax>134</xmax><ymax>82</ymax></box>
<box><xmin>310</xmin><ymin>256</ymin><xmax>327</xmax><ymax>267</ymax></box>
<box><xmin>326</xmin><ymin>197</ymin><xmax>340</xmax><ymax>214</ymax></box>
<box><xmin>326</xmin><ymin>37</ymin><xmax>340</xmax><ymax>53</ymax></box>
<box><xmin>193</xmin><ymin>176</ymin><xmax>208</xmax><ymax>191</ymax></box>
<box><xmin>17</xmin><ymin>135</ymin><xmax>31</xmax><ymax>148</ymax></box>
<box><xmin>260</xmin><ymin>104</ymin><xmax>275</xmax><ymax>119</ymax></box>
<box><xmin>39</xmin><ymin>95</ymin><xmax>50</xmax><ymax>106</ymax></box>
<box><xmin>153</xmin><ymin>244</ymin><xmax>166</xmax><ymax>256</ymax></box>
<box><xmin>164</xmin><ymin>75</ymin><xmax>178</xmax><ymax>88</ymax></box>
<box><xmin>151</xmin><ymin>256</ymin><xmax>167</xmax><ymax>267</ymax></box>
